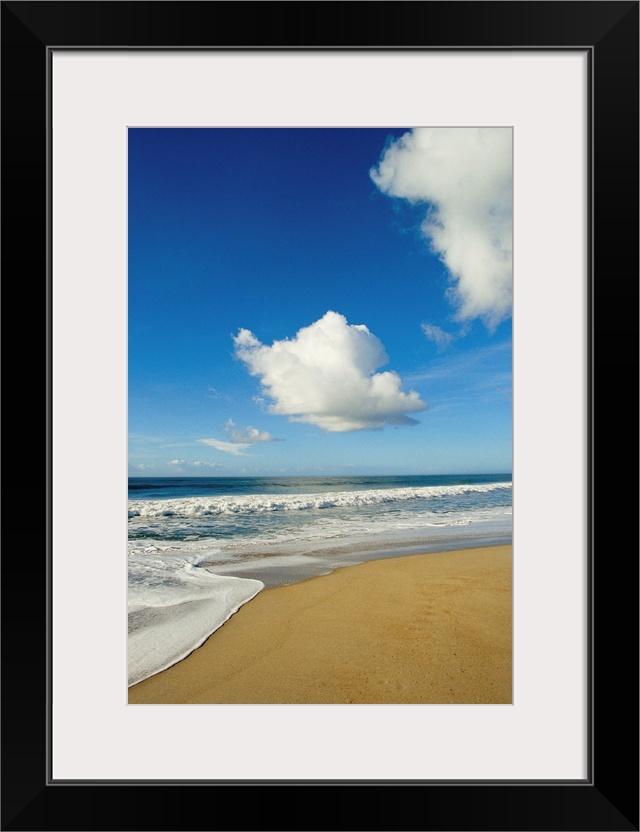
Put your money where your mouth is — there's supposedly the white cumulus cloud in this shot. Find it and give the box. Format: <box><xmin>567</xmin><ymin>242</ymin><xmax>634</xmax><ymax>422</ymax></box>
<box><xmin>233</xmin><ymin>310</ymin><xmax>427</xmax><ymax>432</ymax></box>
<box><xmin>371</xmin><ymin>127</ymin><xmax>512</xmax><ymax>330</ymax></box>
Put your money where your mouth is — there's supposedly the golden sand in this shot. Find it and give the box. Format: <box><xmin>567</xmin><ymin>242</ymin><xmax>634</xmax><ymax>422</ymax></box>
<box><xmin>128</xmin><ymin>544</ymin><xmax>512</xmax><ymax>705</ymax></box>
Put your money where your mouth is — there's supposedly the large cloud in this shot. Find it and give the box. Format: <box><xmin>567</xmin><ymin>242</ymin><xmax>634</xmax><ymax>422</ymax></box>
<box><xmin>233</xmin><ymin>311</ymin><xmax>426</xmax><ymax>432</ymax></box>
<box><xmin>371</xmin><ymin>127</ymin><xmax>512</xmax><ymax>329</ymax></box>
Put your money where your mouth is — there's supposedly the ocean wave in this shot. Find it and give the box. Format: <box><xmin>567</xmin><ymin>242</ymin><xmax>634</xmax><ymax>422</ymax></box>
<box><xmin>128</xmin><ymin>482</ymin><xmax>511</xmax><ymax>519</ymax></box>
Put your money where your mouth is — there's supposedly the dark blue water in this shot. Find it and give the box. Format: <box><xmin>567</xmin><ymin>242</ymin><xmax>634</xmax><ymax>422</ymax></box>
<box><xmin>128</xmin><ymin>473</ymin><xmax>512</xmax><ymax>501</ymax></box>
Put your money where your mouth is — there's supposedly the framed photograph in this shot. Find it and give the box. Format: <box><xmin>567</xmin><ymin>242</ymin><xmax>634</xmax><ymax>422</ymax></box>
<box><xmin>3</xmin><ymin>1</ymin><xmax>637</xmax><ymax>830</ymax></box>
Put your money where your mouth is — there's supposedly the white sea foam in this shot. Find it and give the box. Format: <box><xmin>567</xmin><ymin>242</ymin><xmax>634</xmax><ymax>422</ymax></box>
<box><xmin>128</xmin><ymin>559</ymin><xmax>263</xmax><ymax>687</ymax></box>
<box><xmin>128</xmin><ymin>482</ymin><xmax>510</xmax><ymax>518</ymax></box>
<box><xmin>127</xmin><ymin>502</ymin><xmax>511</xmax><ymax>561</ymax></box>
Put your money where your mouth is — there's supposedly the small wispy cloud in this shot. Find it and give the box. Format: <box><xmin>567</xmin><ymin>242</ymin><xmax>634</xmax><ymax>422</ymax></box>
<box><xmin>198</xmin><ymin>420</ymin><xmax>279</xmax><ymax>456</ymax></box>
<box><xmin>199</xmin><ymin>438</ymin><xmax>251</xmax><ymax>456</ymax></box>
<box><xmin>421</xmin><ymin>322</ymin><xmax>454</xmax><ymax>351</ymax></box>
<box><xmin>206</xmin><ymin>386</ymin><xmax>232</xmax><ymax>402</ymax></box>
<box><xmin>405</xmin><ymin>341</ymin><xmax>512</xmax><ymax>410</ymax></box>
<box><xmin>224</xmin><ymin>419</ymin><xmax>277</xmax><ymax>444</ymax></box>
<box><xmin>405</xmin><ymin>340</ymin><xmax>512</xmax><ymax>385</ymax></box>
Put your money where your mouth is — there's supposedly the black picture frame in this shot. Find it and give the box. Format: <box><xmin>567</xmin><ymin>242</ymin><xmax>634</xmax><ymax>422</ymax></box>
<box><xmin>2</xmin><ymin>2</ymin><xmax>638</xmax><ymax>830</ymax></box>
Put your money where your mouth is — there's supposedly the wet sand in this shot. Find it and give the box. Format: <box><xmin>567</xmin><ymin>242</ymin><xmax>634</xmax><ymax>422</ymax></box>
<box><xmin>128</xmin><ymin>544</ymin><xmax>512</xmax><ymax>705</ymax></box>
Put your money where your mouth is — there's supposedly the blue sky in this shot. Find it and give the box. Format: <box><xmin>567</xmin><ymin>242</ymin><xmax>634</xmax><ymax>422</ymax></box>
<box><xmin>128</xmin><ymin>128</ymin><xmax>512</xmax><ymax>476</ymax></box>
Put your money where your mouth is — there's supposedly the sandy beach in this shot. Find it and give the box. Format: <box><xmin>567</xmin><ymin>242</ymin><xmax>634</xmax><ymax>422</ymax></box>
<box><xmin>128</xmin><ymin>544</ymin><xmax>512</xmax><ymax>705</ymax></box>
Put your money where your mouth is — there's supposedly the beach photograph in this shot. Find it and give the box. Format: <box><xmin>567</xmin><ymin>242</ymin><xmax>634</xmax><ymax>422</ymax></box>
<box><xmin>127</xmin><ymin>127</ymin><xmax>513</xmax><ymax>705</ymax></box>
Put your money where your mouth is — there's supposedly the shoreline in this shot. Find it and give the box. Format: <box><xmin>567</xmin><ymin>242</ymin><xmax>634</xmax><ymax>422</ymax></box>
<box><xmin>128</xmin><ymin>544</ymin><xmax>512</xmax><ymax>705</ymax></box>
<box><xmin>207</xmin><ymin>530</ymin><xmax>512</xmax><ymax>588</ymax></box>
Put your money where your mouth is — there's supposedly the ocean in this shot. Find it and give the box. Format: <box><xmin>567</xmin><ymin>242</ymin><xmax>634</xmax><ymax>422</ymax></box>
<box><xmin>128</xmin><ymin>473</ymin><xmax>512</xmax><ymax>686</ymax></box>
